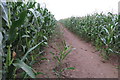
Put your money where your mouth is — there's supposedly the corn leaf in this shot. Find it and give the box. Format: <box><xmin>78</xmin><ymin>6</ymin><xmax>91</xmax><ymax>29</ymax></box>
<box><xmin>13</xmin><ymin>59</ymin><xmax>35</xmax><ymax>78</ymax></box>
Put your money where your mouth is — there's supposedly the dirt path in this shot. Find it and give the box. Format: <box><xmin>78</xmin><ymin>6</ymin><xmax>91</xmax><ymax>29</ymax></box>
<box><xmin>60</xmin><ymin>24</ymin><xmax>118</xmax><ymax>78</ymax></box>
<box><xmin>33</xmin><ymin>23</ymin><xmax>118</xmax><ymax>78</ymax></box>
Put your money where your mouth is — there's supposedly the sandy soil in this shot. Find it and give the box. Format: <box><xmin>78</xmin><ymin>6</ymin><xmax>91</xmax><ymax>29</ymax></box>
<box><xmin>33</xmin><ymin>23</ymin><xmax>118</xmax><ymax>78</ymax></box>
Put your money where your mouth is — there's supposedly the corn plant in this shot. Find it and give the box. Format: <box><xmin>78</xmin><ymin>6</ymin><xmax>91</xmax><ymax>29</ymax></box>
<box><xmin>50</xmin><ymin>40</ymin><xmax>75</xmax><ymax>78</ymax></box>
<box><xmin>51</xmin><ymin>45</ymin><xmax>72</xmax><ymax>67</ymax></box>
<box><xmin>1</xmin><ymin>0</ymin><xmax>56</xmax><ymax>79</ymax></box>
<box><xmin>60</xmin><ymin>12</ymin><xmax>120</xmax><ymax>58</ymax></box>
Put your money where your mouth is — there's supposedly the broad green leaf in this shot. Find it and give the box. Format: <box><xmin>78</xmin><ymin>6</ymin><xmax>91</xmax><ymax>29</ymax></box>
<box><xmin>9</xmin><ymin>10</ymin><xmax>27</xmax><ymax>43</ymax></box>
<box><xmin>13</xmin><ymin>59</ymin><xmax>35</xmax><ymax>78</ymax></box>
<box><xmin>21</xmin><ymin>41</ymin><xmax>43</xmax><ymax>61</ymax></box>
<box><xmin>11</xmin><ymin>10</ymin><xmax>27</xmax><ymax>28</ymax></box>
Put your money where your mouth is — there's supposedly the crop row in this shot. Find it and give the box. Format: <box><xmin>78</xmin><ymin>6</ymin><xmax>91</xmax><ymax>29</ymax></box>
<box><xmin>1</xmin><ymin>1</ymin><xmax>56</xmax><ymax>78</ymax></box>
<box><xmin>60</xmin><ymin>12</ymin><xmax>120</xmax><ymax>58</ymax></box>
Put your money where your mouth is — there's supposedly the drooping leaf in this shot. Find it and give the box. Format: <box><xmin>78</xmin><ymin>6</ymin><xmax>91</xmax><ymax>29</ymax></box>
<box><xmin>13</xmin><ymin>59</ymin><xmax>35</xmax><ymax>78</ymax></box>
<box><xmin>21</xmin><ymin>41</ymin><xmax>43</xmax><ymax>61</ymax></box>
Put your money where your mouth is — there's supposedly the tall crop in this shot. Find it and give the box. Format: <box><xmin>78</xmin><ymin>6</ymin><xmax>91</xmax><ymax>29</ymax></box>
<box><xmin>60</xmin><ymin>12</ymin><xmax>120</xmax><ymax>57</ymax></box>
<box><xmin>1</xmin><ymin>0</ymin><xmax>56</xmax><ymax>79</ymax></box>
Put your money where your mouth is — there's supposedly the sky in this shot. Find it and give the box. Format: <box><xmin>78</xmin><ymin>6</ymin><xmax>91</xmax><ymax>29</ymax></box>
<box><xmin>36</xmin><ymin>0</ymin><xmax>119</xmax><ymax>20</ymax></box>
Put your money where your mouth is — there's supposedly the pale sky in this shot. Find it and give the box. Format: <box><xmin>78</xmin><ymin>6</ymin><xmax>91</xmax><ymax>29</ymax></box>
<box><xmin>36</xmin><ymin>0</ymin><xmax>119</xmax><ymax>20</ymax></box>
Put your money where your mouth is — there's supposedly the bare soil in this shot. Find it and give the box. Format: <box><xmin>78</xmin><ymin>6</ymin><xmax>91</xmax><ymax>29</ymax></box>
<box><xmin>33</xmin><ymin>23</ymin><xmax>118</xmax><ymax>78</ymax></box>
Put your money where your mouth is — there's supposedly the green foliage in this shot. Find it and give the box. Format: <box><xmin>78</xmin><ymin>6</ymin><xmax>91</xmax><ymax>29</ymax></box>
<box><xmin>13</xmin><ymin>59</ymin><xmax>35</xmax><ymax>78</ymax></box>
<box><xmin>51</xmin><ymin>45</ymin><xmax>72</xmax><ymax>65</ymax></box>
<box><xmin>1</xmin><ymin>0</ymin><xmax>56</xmax><ymax>78</ymax></box>
<box><xmin>60</xmin><ymin>12</ymin><xmax>120</xmax><ymax>57</ymax></box>
<box><xmin>51</xmin><ymin>40</ymin><xmax>75</xmax><ymax>78</ymax></box>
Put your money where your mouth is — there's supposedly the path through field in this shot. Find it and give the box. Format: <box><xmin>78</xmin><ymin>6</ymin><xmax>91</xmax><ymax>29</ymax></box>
<box><xmin>33</xmin><ymin>23</ymin><xmax>118</xmax><ymax>78</ymax></box>
<box><xmin>59</xmin><ymin>23</ymin><xmax>118</xmax><ymax>78</ymax></box>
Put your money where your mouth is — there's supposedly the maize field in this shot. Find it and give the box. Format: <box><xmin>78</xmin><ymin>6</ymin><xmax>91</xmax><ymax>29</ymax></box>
<box><xmin>1</xmin><ymin>0</ymin><xmax>120</xmax><ymax>79</ymax></box>
<box><xmin>1</xmin><ymin>0</ymin><xmax>56</xmax><ymax>78</ymax></box>
<box><xmin>60</xmin><ymin>12</ymin><xmax>120</xmax><ymax>57</ymax></box>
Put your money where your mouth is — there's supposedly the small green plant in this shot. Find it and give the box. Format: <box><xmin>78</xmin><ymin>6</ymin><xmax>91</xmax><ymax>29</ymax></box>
<box><xmin>51</xmin><ymin>45</ymin><xmax>72</xmax><ymax>66</ymax></box>
<box><xmin>50</xmin><ymin>41</ymin><xmax>75</xmax><ymax>78</ymax></box>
